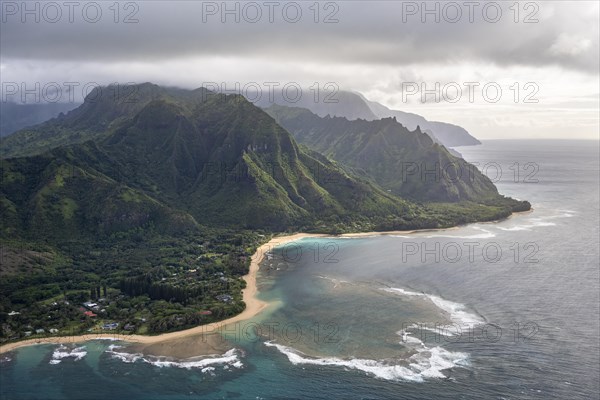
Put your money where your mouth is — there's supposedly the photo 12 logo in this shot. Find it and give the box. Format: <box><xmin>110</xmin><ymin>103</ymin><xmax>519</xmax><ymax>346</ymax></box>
<box><xmin>1</xmin><ymin>1</ymin><xmax>140</xmax><ymax>23</ymax></box>
<box><xmin>399</xmin><ymin>241</ymin><xmax>540</xmax><ymax>264</ymax></box>
<box><xmin>199</xmin><ymin>321</ymin><xmax>341</xmax><ymax>344</ymax></box>
<box><xmin>201</xmin><ymin>81</ymin><xmax>339</xmax><ymax>105</ymax></box>
<box><xmin>1</xmin><ymin>82</ymin><xmax>140</xmax><ymax>104</ymax></box>
<box><xmin>197</xmin><ymin>159</ymin><xmax>339</xmax><ymax>186</ymax></box>
<box><xmin>400</xmin><ymin>321</ymin><xmax>540</xmax><ymax>344</ymax></box>
<box><xmin>400</xmin><ymin>1</ymin><xmax>540</xmax><ymax>24</ymax></box>
<box><xmin>200</xmin><ymin>1</ymin><xmax>340</xmax><ymax>23</ymax></box>
<box><xmin>399</xmin><ymin>161</ymin><xmax>540</xmax><ymax>184</ymax></box>
<box><xmin>401</xmin><ymin>81</ymin><xmax>540</xmax><ymax>104</ymax></box>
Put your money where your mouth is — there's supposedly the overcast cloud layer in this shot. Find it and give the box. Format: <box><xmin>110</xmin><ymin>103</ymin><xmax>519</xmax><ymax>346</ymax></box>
<box><xmin>1</xmin><ymin>0</ymin><xmax>598</xmax><ymax>139</ymax></box>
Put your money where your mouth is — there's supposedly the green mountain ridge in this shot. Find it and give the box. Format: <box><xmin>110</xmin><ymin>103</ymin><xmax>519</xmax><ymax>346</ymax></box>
<box><xmin>0</xmin><ymin>83</ymin><xmax>530</xmax><ymax>340</ymax></box>
<box><xmin>265</xmin><ymin>104</ymin><xmax>503</xmax><ymax>203</ymax></box>
<box><xmin>1</xmin><ymin>84</ymin><xmax>432</xmax><ymax>241</ymax></box>
<box><xmin>248</xmin><ymin>89</ymin><xmax>480</xmax><ymax>147</ymax></box>
<box><xmin>1</xmin><ymin>83</ymin><xmax>530</xmax><ymax>242</ymax></box>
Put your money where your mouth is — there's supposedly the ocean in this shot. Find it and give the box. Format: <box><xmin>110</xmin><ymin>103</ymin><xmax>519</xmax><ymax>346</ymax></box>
<box><xmin>1</xmin><ymin>140</ymin><xmax>599</xmax><ymax>400</ymax></box>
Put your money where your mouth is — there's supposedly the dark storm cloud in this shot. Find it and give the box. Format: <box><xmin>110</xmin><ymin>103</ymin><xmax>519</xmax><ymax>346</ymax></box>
<box><xmin>1</xmin><ymin>0</ymin><xmax>598</xmax><ymax>73</ymax></box>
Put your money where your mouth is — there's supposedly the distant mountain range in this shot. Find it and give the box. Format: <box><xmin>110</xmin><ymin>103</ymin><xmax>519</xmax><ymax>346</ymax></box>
<box><xmin>1</xmin><ymin>89</ymin><xmax>480</xmax><ymax>148</ymax></box>
<box><xmin>1</xmin><ymin>83</ymin><xmax>528</xmax><ymax>245</ymax></box>
<box><xmin>250</xmin><ymin>90</ymin><xmax>481</xmax><ymax>147</ymax></box>
<box><xmin>266</xmin><ymin>104</ymin><xmax>493</xmax><ymax>203</ymax></box>
<box><xmin>0</xmin><ymin>102</ymin><xmax>78</xmax><ymax>137</ymax></box>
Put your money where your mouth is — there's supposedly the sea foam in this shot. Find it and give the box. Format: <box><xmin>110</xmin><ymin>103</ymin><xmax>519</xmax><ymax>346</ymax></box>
<box><xmin>383</xmin><ymin>288</ymin><xmax>485</xmax><ymax>327</ymax></box>
<box><xmin>425</xmin><ymin>227</ymin><xmax>496</xmax><ymax>239</ymax></box>
<box><xmin>264</xmin><ymin>341</ymin><xmax>468</xmax><ymax>382</ymax></box>
<box><xmin>497</xmin><ymin>210</ymin><xmax>575</xmax><ymax>231</ymax></box>
<box><xmin>49</xmin><ymin>345</ymin><xmax>87</xmax><ymax>365</ymax></box>
<box><xmin>106</xmin><ymin>346</ymin><xmax>243</xmax><ymax>370</ymax></box>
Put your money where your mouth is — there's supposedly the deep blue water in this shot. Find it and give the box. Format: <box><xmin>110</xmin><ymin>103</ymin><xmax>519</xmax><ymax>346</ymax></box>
<box><xmin>1</xmin><ymin>140</ymin><xmax>599</xmax><ymax>399</ymax></box>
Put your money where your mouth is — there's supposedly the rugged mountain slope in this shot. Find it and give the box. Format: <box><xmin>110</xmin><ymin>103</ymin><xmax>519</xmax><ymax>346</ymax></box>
<box><xmin>359</xmin><ymin>95</ymin><xmax>481</xmax><ymax>147</ymax></box>
<box><xmin>0</xmin><ymin>84</ymin><xmax>531</xmax><ymax>342</ymax></box>
<box><xmin>0</xmin><ymin>150</ymin><xmax>198</xmax><ymax>241</ymax></box>
<box><xmin>247</xmin><ymin>89</ymin><xmax>480</xmax><ymax>147</ymax></box>
<box><xmin>2</xmin><ymin>83</ymin><xmax>530</xmax><ymax>244</ymax></box>
<box><xmin>1</xmin><ymin>84</ymin><xmax>424</xmax><ymax>238</ymax></box>
<box><xmin>0</xmin><ymin>83</ymin><xmax>183</xmax><ymax>158</ymax></box>
<box><xmin>265</xmin><ymin>104</ymin><xmax>505</xmax><ymax>203</ymax></box>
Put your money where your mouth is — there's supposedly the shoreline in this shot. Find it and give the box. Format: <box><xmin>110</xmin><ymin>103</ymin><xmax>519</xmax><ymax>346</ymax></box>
<box><xmin>0</xmin><ymin>211</ymin><xmax>531</xmax><ymax>356</ymax></box>
<box><xmin>0</xmin><ymin>233</ymin><xmax>313</xmax><ymax>355</ymax></box>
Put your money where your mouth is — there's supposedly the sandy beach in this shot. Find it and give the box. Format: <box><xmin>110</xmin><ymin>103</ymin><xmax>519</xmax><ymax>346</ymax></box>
<box><xmin>0</xmin><ymin>233</ymin><xmax>323</xmax><ymax>355</ymax></box>
<box><xmin>0</xmin><ymin>217</ymin><xmax>528</xmax><ymax>356</ymax></box>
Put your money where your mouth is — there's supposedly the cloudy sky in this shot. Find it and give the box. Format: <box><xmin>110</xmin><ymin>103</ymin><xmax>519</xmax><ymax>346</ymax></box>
<box><xmin>1</xmin><ymin>0</ymin><xmax>598</xmax><ymax>139</ymax></box>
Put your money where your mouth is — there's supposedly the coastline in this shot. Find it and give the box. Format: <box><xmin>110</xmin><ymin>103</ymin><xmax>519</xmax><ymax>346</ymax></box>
<box><xmin>0</xmin><ymin>212</ymin><xmax>530</xmax><ymax>356</ymax></box>
<box><xmin>0</xmin><ymin>233</ymin><xmax>312</xmax><ymax>355</ymax></box>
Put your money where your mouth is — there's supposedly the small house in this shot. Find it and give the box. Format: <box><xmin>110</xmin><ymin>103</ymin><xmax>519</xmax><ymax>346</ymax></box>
<box><xmin>102</xmin><ymin>322</ymin><xmax>119</xmax><ymax>330</ymax></box>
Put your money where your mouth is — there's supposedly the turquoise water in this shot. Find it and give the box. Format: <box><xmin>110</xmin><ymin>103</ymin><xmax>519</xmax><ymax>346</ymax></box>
<box><xmin>1</xmin><ymin>140</ymin><xmax>599</xmax><ymax>399</ymax></box>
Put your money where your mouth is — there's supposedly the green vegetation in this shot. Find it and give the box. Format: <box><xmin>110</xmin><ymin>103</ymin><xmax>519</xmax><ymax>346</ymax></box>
<box><xmin>0</xmin><ymin>83</ymin><xmax>530</xmax><ymax>344</ymax></box>
<box><xmin>266</xmin><ymin>104</ymin><xmax>504</xmax><ymax>203</ymax></box>
<box><xmin>0</xmin><ymin>231</ymin><xmax>263</xmax><ymax>339</ymax></box>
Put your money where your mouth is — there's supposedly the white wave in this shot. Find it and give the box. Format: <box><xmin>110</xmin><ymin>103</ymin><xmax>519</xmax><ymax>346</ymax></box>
<box><xmin>0</xmin><ymin>356</ymin><xmax>12</xmax><ymax>363</ymax></box>
<box><xmin>383</xmin><ymin>288</ymin><xmax>485</xmax><ymax>327</ymax></box>
<box><xmin>316</xmin><ymin>275</ymin><xmax>349</xmax><ymax>288</ymax></box>
<box><xmin>396</xmin><ymin>329</ymin><xmax>427</xmax><ymax>345</ymax></box>
<box><xmin>496</xmin><ymin>226</ymin><xmax>530</xmax><ymax>231</ymax></box>
<box><xmin>386</xmin><ymin>288</ymin><xmax>422</xmax><ymax>297</ymax></box>
<box><xmin>106</xmin><ymin>347</ymin><xmax>243</xmax><ymax>370</ymax></box>
<box><xmin>324</xmin><ymin>236</ymin><xmax>366</xmax><ymax>239</ymax></box>
<box><xmin>421</xmin><ymin>325</ymin><xmax>458</xmax><ymax>337</ymax></box>
<box><xmin>550</xmin><ymin>210</ymin><xmax>577</xmax><ymax>218</ymax></box>
<box><xmin>49</xmin><ymin>345</ymin><xmax>87</xmax><ymax>365</ymax></box>
<box><xmin>497</xmin><ymin>219</ymin><xmax>556</xmax><ymax>231</ymax></box>
<box><xmin>498</xmin><ymin>210</ymin><xmax>576</xmax><ymax>231</ymax></box>
<box><xmin>535</xmin><ymin>210</ymin><xmax>576</xmax><ymax>221</ymax></box>
<box><xmin>264</xmin><ymin>341</ymin><xmax>467</xmax><ymax>382</ymax></box>
<box><xmin>425</xmin><ymin>227</ymin><xmax>496</xmax><ymax>239</ymax></box>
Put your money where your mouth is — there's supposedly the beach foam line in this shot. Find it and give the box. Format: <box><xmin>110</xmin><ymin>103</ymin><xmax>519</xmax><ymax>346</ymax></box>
<box><xmin>383</xmin><ymin>288</ymin><xmax>485</xmax><ymax>327</ymax></box>
<box><xmin>498</xmin><ymin>210</ymin><xmax>576</xmax><ymax>231</ymax></box>
<box><xmin>315</xmin><ymin>275</ymin><xmax>350</xmax><ymax>288</ymax></box>
<box><xmin>105</xmin><ymin>345</ymin><xmax>243</xmax><ymax>370</ymax></box>
<box><xmin>496</xmin><ymin>218</ymin><xmax>557</xmax><ymax>231</ymax></box>
<box><xmin>424</xmin><ymin>227</ymin><xmax>496</xmax><ymax>239</ymax></box>
<box><xmin>3</xmin><ymin>213</ymin><xmax>530</xmax><ymax>356</ymax></box>
<box><xmin>264</xmin><ymin>341</ymin><xmax>468</xmax><ymax>382</ymax></box>
<box><xmin>49</xmin><ymin>345</ymin><xmax>87</xmax><ymax>365</ymax></box>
